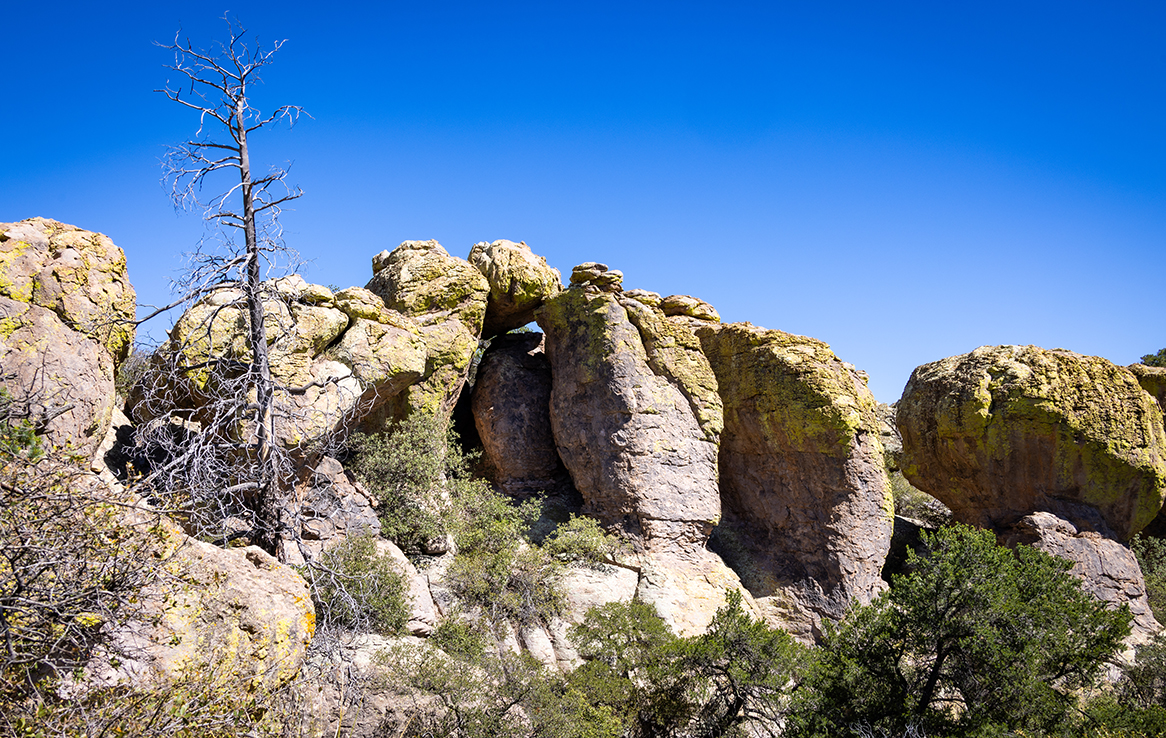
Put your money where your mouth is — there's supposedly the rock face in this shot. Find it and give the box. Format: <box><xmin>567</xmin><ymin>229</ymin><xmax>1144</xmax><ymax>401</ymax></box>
<box><xmin>283</xmin><ymin>456</ymin><xmax>382</xmax><ymax>565</ymax></box>
<box><xmin>1</xmin><ymin>219</ymin><xmax>135</xmax><ymax>457</ymax></box>
<box><xmin>997</xmin><ymin>511</ymin><xmax>1160</xmax><ymax>641</ymax></box>
<box><xmin>1128</xmin><ymin>364</ymin><xmax>1166</xmax><ymax>537</ymax></box>
<box><xmin>467</xmin><ymin>239</ymin><xmax>562</xmax><ymax>338</ymax></box>
<box><xmin>536</xmin><ymin>285</ymin><xmax>721</xmax><ymax>538</ymax></box>
<box><xmin>538</xmin><ymin>279</ymin><xmax>751</xmax><ymax>635</ymax></box>
<box><xmin>127</xmin><ymin>276</ymin><xmax>427</xmax><ymax>449</ymax></box>
<box><xmin>471</xmin><ymin>332</ymin><xmax>568</xmax><ymax>496</ymax></box>
<box><xmin>695</xmin><ymin>322</ymin><xmax>894</xmax><ymax>639</ymax></box>
<box><xmin>897</xmin><ymin>345</ymin><xmax>1166</xmax><ymax>541</ymax></box>
<box><xmin>366</xmin><ymin>240</ymin><xmax>489</xmax><ymax>423</ymax></box>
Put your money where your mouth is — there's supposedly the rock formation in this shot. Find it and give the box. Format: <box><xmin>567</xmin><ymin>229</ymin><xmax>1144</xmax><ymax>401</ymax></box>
<box><xmin>1</xmin><ymin>218</ymin><xmax>135</xmax><ymax>459</ymax></box>
<box><xmin>897</xmin><ymin>345</ymin><xmax>1166</xmax><ymax>541</ymax></box>
<box><xmin>127</xmin><ymin>276</ymin><xmax>427</xmax><ymax>449</ymax></box>
<box><xmin>467</xmin><ymin>239</ymin><xmax>562</xmax><ymax>337</ymax></box>
<box><xmin>365</xmin><ymin>240</ymin><xmax>489</xmax><ymax>424</ymax></box>
<box><xmin>471</xmin><ymin>332</ymin><xmax>569</xmax><ymax>496</ymax></box>
<box><xmin>897</xmin><ymin>345</ymin><xmax>1166</xmax><ymax>639</ymax></box>
<box><xmin>1129</xmin><ymin>363</ymin><xmax>1166</xmax><ymax>538</ymax></box>
<box><xmin>696</xmin><ymin>322</ymin><xmax>894</xmax><ymax>640</ymax></box>
<box><xmin>537</xmin><ymin>273</ymin><xmax>754</xmax><ymax>635</ymax></box>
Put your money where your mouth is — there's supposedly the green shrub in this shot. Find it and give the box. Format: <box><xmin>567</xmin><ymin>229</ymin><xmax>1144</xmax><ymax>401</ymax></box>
<box><xmin>431</xmin><ymin>615</ymin><xmax>489</xmax><ymax>661</ymax></box>
<box><xmin>1141</xmin><ymin>349</ymin><xmax>1166</xmax><ymax>367</ymax></box>
<box><xmin>348</xmin><ymin>413</ymin><xmax>451</xmax><ymax>554</ymax></box>
<box><xmin>543</xmin><ymin>514</ymin><xmax>621</xmax><ymax>567</ymax></box>
<box><xmin>444</xmin><ymin>480</ymin><xmax>564</xmax><ymax>624</ymax></box>
<box><xmin>1130</xmin><ymin>534</ymin><xmax>1166</xmax><ymax>622</ymax></box>
<box><xmin>307</xmin><ymin>529</ymin><xmax>409</xmax><ymax>634</ymax></box>
<box><xmin>797</xmin><ymin>524</ymin><xmax>1132</xmax><ymax>737</ymax></box>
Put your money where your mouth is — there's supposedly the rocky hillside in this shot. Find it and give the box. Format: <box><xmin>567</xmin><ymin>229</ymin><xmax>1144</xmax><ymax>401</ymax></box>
<box><xmin>3</xmin><ymin>217</ymin><xmax>1165</xmax><ymax>736</ymax></box>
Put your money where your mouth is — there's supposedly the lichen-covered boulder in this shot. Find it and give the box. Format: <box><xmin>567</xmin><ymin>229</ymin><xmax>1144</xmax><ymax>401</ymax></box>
<box><xmin>695</xmin><ymin>322</ymin><xmax>894</xmax><ymax>639</ymax></box>
<box><xmin>0</xmin><ymin>219</ymin><xmax>135</xmax><ymax>458</ymax></box>
<box><xmin>0</xmin><ymin>218</ymin><xmax>135</xmax><ymax>366</ymax></box>
<box><xmin>471</xmin><ymin>332</ymin><xmax>569</xmax><ymax>496</ymax></box>
<box><xmin>366</xmin><ymin>240</ymin><xmax>489</xmax><ymax>422</ymax></box>
<box><xmin>660</xmin><ymin>294</ymin><xmax>720</xmax><ymax>322</ymax></box>
<box><xmin>997</xmin><ymin>511</ymin><xmax>1160</xmax><ymax>642</ymax></box>
<box><xmin>467</xmin><ymin>239</ymin><xmax>562</xmax><ymax>338</ymax></box>
<box><xmin>897</xmin><ymin>345</ymin><xmax>1166</xmax><ymax>541</ymax></box>
<box><xmin>536</xmin><ymin>285</ymin><xmax>721</xmax><ymax>536</ymax></box>
<box><xmin>128</xmin><ymin>278</ymin><xmax>427</xmax><ymax>449</ymax></box>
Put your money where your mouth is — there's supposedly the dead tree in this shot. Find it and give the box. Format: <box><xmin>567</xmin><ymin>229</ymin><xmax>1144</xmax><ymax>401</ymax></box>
<box><xmin>151</xmin><ymin>16</ymin><xmax>307</xmax><ymax>554</ymax></box>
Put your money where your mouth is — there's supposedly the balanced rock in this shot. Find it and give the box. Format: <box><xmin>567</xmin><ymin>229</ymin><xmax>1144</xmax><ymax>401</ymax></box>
<box><xmin>569</xmin><ymin>262</ymin><xmax>623</xmax><ymax>292</ymax></box>
<box><xmin>695</xmin><ymin>322</ymin><xmax>894</xmax><ymax>639</ymax></box>
<box><xmin>471</xmin><ymin>332</ymin><xmax>568</xmax><ymax>496</ymax></box>
<box><xmin>897</xmin><ymin>345</ymin><xmax>1166</xmax><ymax>541</ymax></box>
<box><xmin>1</xmin><ymin>219</ymin><xmax>135</xmax><ymax>457</ymax></box>
<box><xmin>366</xmin><ymin>240</ymin><xmax>489</xmax><ymax>422</ymax></box>
<box><xmin>128</xmin><ymin>277</ymin><xmax>427</xmax><ymax>449</ymax></box>
<box><xmin>467</xmin><ymin>239</ymin><xmax>562</xmax><ymax>337</ymax></box>
<box><xmin>660</xmin><ymin>294</ymin><xmax>720</xmax><ymax>323</ymax></box>
<box><xmin>998</xmin><ymin>511</ymin><xmax>1160</xmax><ymax>641</ymax></box>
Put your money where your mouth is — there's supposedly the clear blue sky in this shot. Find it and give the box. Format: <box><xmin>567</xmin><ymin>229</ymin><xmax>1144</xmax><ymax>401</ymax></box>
<box><xmin>3</xmin><ymin>1</ymin><xmax>1163</xmax><ymax>402</ymax></box>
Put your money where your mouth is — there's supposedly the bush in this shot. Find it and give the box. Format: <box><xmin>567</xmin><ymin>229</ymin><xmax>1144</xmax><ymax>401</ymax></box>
<box><xmin>306</xmin><ymin>529</ymin><xmax>409</xmax><ymax>634</ymax></box>
<box><xmin>1141</xmin><ymin>349</ymin><xmax>1166</xmax><ymax>367</ymax></box>
<box><xmin>348</xmin><ymin>413</ymin><xmax>451</xmax><ymax>554</ymax></box>
<box><xmin>797</xmin><ymin>524</ymin><xmax>1132</xmax><ymax>737</ymax></box>
<box><xmin>444</xmin><ymin>480</ymin><xmax>565</xmax><ymax>624</ymax></box>
<box><xmin>888</xmin><ymin>469</ymin><xmax>951</xmax><ymax>528</ymax></box>
<box><xmin>1130</xmin><ymin>534</ymin><xmax>1166</xmax><ymax>622</ymax></box>
<box><xmin>543</xmin><ymin>514</ymin><xmax>621</xmax><ymax>567</ymax></box>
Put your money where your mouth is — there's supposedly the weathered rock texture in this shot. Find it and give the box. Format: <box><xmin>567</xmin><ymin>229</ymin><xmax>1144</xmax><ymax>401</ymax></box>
<box><xmin>536</xmin><ymin>285</ymin><xmax>721</xmax><ymax>537</ymax></box>
<box><xmin>127</xmin><ymin>276</ymin><xmax>427</xmax><ymax>449</ymax></box>
<box><xmin>1129</xmin><ymin>364</ymin><xmax>1166</xmax><ymax>537</ymax></box>
<box><xmin>467</xmin><ymin>239</ymin><xmax>562</xmax><ymax>337</ymax></box>
<box><xmin>471</xmin><ymin>332</ymin><xmax>569</xmax><ymax>496</ymax></box>
<box><xmin>696</xmin><ymin>322</ymin><xmax>894</xmax><ymax>640</ymax></box>
<box><xmin>897</xmin><ymin>345</ymin><xmax>1166</xmax><ymax>541</ymax></box>
<box><xmin>997</xmin><ymin>511</ymin><xmax>1160</xmax><ymax>641</ymax></box>
<box><xmin>366</xmin><ymin>240</ymin><xmax>489</xmax><ymax>423</ymax></box>
<box><xmin>538</xmin><ymin>280</ymin><xmax>752</xmax><ymax>635</ymax></box>
<box><xmin>283</xmin><ymin>456</ymin><xmax>382</xmax><ymax>566</ymax></box>
<box><xmin>1</xmin><ymin>219</ymin><xmax>135</xmax><ymax>457</ymax></box>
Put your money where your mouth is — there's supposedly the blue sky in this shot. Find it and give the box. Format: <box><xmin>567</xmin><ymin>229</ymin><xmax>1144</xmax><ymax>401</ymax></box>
<box><xmin>3</xmin><ymin>1</ymin><xmax>1163</xmax><ymax>401</ymax></box>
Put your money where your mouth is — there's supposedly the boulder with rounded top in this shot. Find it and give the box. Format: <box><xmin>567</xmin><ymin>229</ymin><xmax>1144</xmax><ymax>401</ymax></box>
<box><xmin>896</xmin><ymin>345</ymin><xmax>1166</xmax><ymax>541</ymax></box>
<box><xmin>467</xmin><ymin>239</ymin><xmax>562</xmax><ymax>337</ymax></box>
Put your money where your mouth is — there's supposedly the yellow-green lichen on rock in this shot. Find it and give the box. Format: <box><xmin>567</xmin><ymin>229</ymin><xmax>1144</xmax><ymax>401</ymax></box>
<box><xmin>0</xmin><ymin>218</ymin><xmax>135</xmax><ymax>368</ymax></box>
<box><xmin>364</xmin><ymin>240</ymin><xmax>489</xmax><ymax>423</ymax></box>
<box><xmin>897</xmin><ymin>345</ymin><xmax>1166</xmax><ymax>541</ymax></box>
<box><xmin>467</xmin><ymin>239</ymin><xmax>562</xmax><ymax>337</ymax></box>
<box><xmin>127</xmin><ymin>277</ymin><xmax>427</xmax><ymax>450</ymax></box>
<box><xmin>695</xmin><ymin>321</ymin><xmax>893</xmax><ymax>640</ymax></box>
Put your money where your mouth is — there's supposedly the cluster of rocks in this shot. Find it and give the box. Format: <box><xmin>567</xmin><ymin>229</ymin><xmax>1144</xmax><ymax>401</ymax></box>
<box><xmin>5</xmin><ymin>217</ymin><xmax>1166</xmax><ymax>735</ymax></box>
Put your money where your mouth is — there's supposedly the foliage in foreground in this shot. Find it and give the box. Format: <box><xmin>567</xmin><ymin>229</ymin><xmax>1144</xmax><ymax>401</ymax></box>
<box><xmin>796</xmin><ymin>524</ymin><xmax>1133</xmax><ymax>737</ymax></box>
<box><xmin>1130</xmin><ymin>534</ymin><xmax>1166</xmax><ymax>623</ymax></box>
<box><xmin>303</xmin><ymin>528</ymin><xmax>409</xmax><ymax>635</ymax></box>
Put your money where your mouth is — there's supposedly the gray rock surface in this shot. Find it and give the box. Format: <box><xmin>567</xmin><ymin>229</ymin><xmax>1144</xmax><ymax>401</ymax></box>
<box><xmin>997</xmin><ymin>511</ymin><xmax>1160</xmax><ymax>642</ymax></box>
<box><xmin>471</xmin><ymin>332</ymin><xmax>569</xmax><ymax>496</ymax></box>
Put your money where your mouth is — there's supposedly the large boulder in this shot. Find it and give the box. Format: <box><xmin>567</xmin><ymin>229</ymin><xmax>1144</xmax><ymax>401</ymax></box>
<box><xmin>537</xmin><ymin>279</ymin><xmax>749</xmax><ymax>635</ymax></box>
<box><xmin>0</xmin><ymin>217</ymin><xmax>135</xmax><ymax>365</ymax></box>
<box><xmin>1</xmin><ymin>219</ymin><xmax>135</xmax><ymax>458</ymax></box>
<box><xmin>897</xmin><ymin>345</ymin><xmax>1166</xmax><ymax>541</ymax></box>
<box><xmin>536</xmin><ymin>284</ymin><xmax>721</xmax><ymax>537</ymax></box>
<box><xmin>997</xmin><ymin>511</ymin><xmax>1160</xmax><ymax>642</ymax></box>
<box><xmin>695</xmin><ymin>322</ymin><xmax>894</xmax><ymax>639</ymax></box>
<box><xmin>127</xmin><ymin>277</ymin><xmax>427</xmax><ymax>449</ymax></box>
<box><xmin>467</xmin><ymin>239</ymin><xmax>562</xmax><ymax>338</ymax></box>
<box><xmin>471</xmin><ymin>332</ymin><xmax>569</xmax><ymax>496</ymax></box>
<box><xmin>366</xmin><ymin>240</ymin><xmax>489</xmax><ymax>422</ymax></box>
